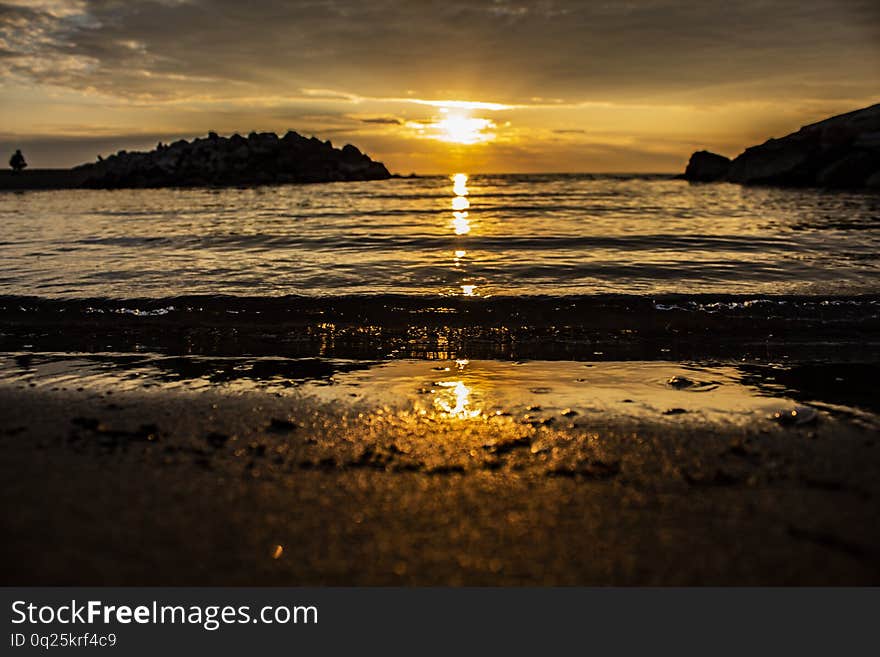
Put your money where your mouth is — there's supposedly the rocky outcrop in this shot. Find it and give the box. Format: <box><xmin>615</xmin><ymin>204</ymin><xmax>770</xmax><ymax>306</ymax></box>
<box><xmin>73</xmin><ymin>131</ymin><xmax>391</xmax><ymax>188</ymax></box>
<box><xmin>683</xmin><ymin>150</ymin><xmax>731</xmax><ymax>182</ymax></box>
<box><xmin>683</xmin><ymin>103</ymin><xmax>880</xmax><ymax>189</ymax></box>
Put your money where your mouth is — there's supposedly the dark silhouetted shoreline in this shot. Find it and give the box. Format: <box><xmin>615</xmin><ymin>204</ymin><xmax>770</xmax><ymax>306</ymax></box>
<box><xmin>0</xmin><ymin>168</ymin><xmax>89</xmax><ymax>190</ymax></box>
<box><xmin>684</xmin><ymin>103</ymin><xmax>880</xmax><ymax>188</ymax></box>
<box><xmin>2</xmin><ymin>131</ymin><xmax>391</xmax><ymax>190</ymax></box>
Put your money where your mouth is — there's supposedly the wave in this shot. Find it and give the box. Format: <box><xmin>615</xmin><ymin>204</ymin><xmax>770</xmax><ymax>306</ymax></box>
<box><xmin>68</xmin><ymin>233</ymin><xmax>803</xmax><ymax>252</ymax></box>
<box><xmin>3</xmin><ymin>293</ymin><xmax>878</xmax><ymax>361</ymax></box>
<box><xmin>4</xmin><ymin>292</ymin><xmax>879</xmax><ymax>319</ymax></box>
<box><xmin>4</xmin><ymin>174</ymin><xmax>880</xmax><ymax>300</ymax></box>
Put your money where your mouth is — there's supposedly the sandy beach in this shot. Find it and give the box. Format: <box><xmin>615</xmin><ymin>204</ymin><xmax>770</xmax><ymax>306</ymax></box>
<box><xmin>2</xmin><ymin>353</ymin><xmax>878</xmax><ymax>585</ymax></box>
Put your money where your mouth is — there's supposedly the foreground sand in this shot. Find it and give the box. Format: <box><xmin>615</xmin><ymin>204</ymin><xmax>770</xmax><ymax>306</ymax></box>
<box><xmin>1</xmin><ymin>357</ymin><xmax>878</xmax><ymax>585</ymax></box>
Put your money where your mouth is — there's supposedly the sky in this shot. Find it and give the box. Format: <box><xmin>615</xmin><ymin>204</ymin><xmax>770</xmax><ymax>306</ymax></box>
<box><xmin>1</xmin><ymin>0</ymin><xmax>878</xmax><ymax>172</ymax></box>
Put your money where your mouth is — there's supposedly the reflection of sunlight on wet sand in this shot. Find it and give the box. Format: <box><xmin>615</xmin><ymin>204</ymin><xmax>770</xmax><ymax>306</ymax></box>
<box><xmin>434</xmin><ymin>380</ymin><xmax>481</xmax><ymax>419</ymax></box>
<box><xmin>301</xmin><ymin>360</ymin><xmax>841</xmax><ymax>432</ymax></box>
<box><xmin>432</xmin><ymin>359</ymin><xmax>482</xmax><ymax>419</ymax></box>
<box><xmin>11</xmin><ymin>355</ymin><xmax>859</xmax><ymax>432</ymax></box>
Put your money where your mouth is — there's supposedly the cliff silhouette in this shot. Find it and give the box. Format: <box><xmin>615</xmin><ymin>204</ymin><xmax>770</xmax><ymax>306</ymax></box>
<box><xmin>684</xmin><ymin>103</ymin><xmax>880</xmax><ymax>189</ymax></box>
<box><xmin>1</xmin><ymin>131</ymin><xmax>391</xmax><ymax>190</ymax></box>
<box><xmin>77</xmin><ymin>131</ymin><xmax>391</xmax><ymax>188</ymax></box>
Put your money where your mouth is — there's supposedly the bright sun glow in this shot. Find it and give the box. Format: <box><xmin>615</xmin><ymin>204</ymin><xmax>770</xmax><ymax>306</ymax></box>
<box><xmin>406</xmin><ymin>106</ymin><xmax>498</xmax><ymax>145</ymax></box>
<box><xmin>435</xmin><ymin>112</ymin><xmax>496</xmax><ymax>144</ymax></box>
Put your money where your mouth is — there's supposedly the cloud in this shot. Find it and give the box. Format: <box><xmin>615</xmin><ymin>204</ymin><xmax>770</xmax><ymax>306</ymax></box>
<box><xmin>1</xmin><ymin>0</ymin><xmax>878</xmax><ymax>171</ymax></box>
<box><xmin>360</xmin><ymin>117</ymin><xmax>402</xmax><ymax>125</ymax></box>
<box><xmin>0</xmin><ymin>0</ymin><xmax>876</xmax><ymax>105</ymax></box>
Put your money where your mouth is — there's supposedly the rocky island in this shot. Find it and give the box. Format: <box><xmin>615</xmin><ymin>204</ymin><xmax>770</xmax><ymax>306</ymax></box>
<box><xmin>683</xmin><ymin>103</ymin><xmax>880</xmax><ymax>189</ymax></box>
<box><xmin>1</xmin><ymin>131</ymin><xmax>391</xmax><ymax>190</ymax></box>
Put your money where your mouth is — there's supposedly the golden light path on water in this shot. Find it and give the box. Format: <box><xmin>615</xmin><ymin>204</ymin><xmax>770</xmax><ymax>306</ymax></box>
<box><xmin>450</xmin><ymin>173</ymin><xmax>476</xmax><ymax>296</ymax></box>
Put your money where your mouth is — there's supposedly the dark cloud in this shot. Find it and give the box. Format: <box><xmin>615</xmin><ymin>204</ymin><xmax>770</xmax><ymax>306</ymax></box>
<box><xmin>1</xmin><ymin>0</ymin><xmax>877</xmax><ymax>103</ymax></box>
<box><xmin>2</xmin><ymin>1</ymin><xmax>878</xmax><ymax>171</ymax></box>
<box><xmin>360</xmin><ymin>117</ymin><xmax>403</xmax><ymax>125</ymax></box>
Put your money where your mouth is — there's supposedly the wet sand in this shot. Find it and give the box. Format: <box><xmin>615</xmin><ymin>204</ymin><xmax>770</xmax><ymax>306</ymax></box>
<box><xmin>2</xmin><ymin>357</ymin><xmax>878</xmax><ymax>585</ymax></box>
<box><xmin>3</xmin><ymin>293</ymin><xmax>880</xmax><ymax>362</ymax></box>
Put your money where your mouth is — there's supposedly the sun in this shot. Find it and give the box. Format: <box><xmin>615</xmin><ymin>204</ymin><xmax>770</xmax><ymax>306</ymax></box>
<box><xmin>438</xmin><ymin>113</ymin><xmax>495</xmax><ymax>145</ymax></box>
<box><xmin>434</xmin><ymin>111</ymin><xmax>496</xmax><ymax>144</ymax></box>
<box><xmin>406</xmin><ymin>107</ymin><xmax>496</xmax><ymax>145</ymax></box>
<box><xmin>405</xmin><ymin>102</ymin><xmax>502</xmax><ymax>145</ymax></box>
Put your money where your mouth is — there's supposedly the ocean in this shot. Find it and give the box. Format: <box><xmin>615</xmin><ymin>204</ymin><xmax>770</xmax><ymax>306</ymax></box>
<box><xmin>2</xmin><ymin>173</ymin><xmax>879</xmax><ymax>299</ymax></box>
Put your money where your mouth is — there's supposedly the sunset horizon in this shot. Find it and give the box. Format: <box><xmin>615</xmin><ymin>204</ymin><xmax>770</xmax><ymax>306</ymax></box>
<box><xmin>1</xmin><ymin>1</ymin><xmax>878</xmax><ymax>172</ymax></box>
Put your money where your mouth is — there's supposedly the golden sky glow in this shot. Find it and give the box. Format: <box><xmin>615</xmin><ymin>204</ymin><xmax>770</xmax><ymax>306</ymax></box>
<box><xmin>1</xmin><ymin>1</ymin><xmax>878</xmax><ymax>172</ymax></box>
<box><xmin>415</xmin><ymin>109</ymin><xmax>497</xmax><ymax>145</ymax></box>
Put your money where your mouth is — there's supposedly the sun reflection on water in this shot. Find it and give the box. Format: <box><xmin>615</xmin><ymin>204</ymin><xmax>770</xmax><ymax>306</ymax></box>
<box><xmin>450</xmin><ymin>173</ymin><xmax>477</xmax><ymax>295</ymax></box>
<box><xmin>451</xmin><ymin>196</ymin><xmax>470</xmax><ymax>212</ymax></box>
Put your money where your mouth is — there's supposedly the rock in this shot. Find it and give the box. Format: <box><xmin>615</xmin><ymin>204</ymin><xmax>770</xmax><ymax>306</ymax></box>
<box><xmin>341</xmin><ymin>144</ymin><xmax>362</xmax><ymax>159</ymax></box>
<box><xmin>816</xmin><ymin>151</ymin><xmax>880</xmax><ymax>188</ymax></box>
<box><xmin>683</xmin><ymin>150</ymin><xmax>731</xmax><ymax>182</ymax></box>
<box><xmin>684</xmin><ymin>103</ymin><xmax>880</xmax><ymax>189</ymax></box>
<box><xmin>727</xmin><ymin>137</ymin><xmax>814</xmax><ymax>185</ymax></box>
<box><xmin>74</xmin><ymin>130</ymin><xmax>392</xmax><ymax>189</ymax></box>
